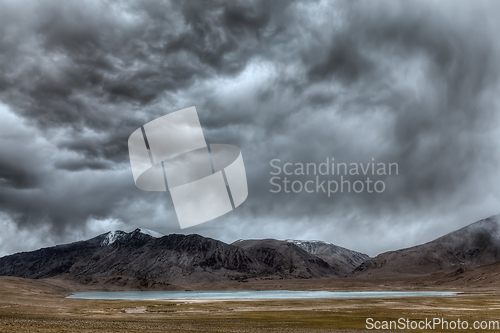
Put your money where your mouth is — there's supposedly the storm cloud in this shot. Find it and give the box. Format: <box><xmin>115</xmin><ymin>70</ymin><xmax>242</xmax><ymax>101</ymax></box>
<box><xmin>1</xmin><ymin>0</ymin><xmax>500</xmax><ymax>256</ymax></box>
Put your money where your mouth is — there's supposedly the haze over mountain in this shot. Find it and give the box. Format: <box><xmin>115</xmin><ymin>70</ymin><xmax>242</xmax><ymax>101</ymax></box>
<box><xmin>354</xmin><ymin>215</ymin><xmax>500</xmax><ymax>278</ymax></box>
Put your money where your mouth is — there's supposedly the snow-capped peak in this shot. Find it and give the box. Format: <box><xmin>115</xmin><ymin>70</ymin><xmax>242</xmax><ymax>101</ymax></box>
<box><xmin>101</xmin><ymin>230</ymin><xmax>128</xmax><ymax>246</ymax></box>
<box><xmin>286</xmin><ymin>239</ymin><xmax>343</xmax><ymax>255</ymax></box>
<box><xmin>286</xmin><ymin>239</ymin><xmax>330</xmax><ymax>246</ymax></box>
<box><xmin>137</xmin><ymin>228</ymin><xmax>164</xmax><ymax>238</ymax></box>
<box><xmin>101</xmin><ymin>228</ymin><xmax>164</xmax><ymax>246</ymax></box>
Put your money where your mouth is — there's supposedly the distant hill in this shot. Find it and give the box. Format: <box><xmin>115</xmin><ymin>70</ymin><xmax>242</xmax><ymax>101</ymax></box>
<box><xmin>233</xmin><ymin>239</ymin><xmax>369</xmax><ymax>277</ymax></box>
<box><xmin>286</xmin><ymin>239</ymin><xmax>370</xmax><ymax>275</ymax></box>
<box><xmin>354</xmin><ymin>216</ymin><xmax>500</xmax><ymax>277</ymax></box>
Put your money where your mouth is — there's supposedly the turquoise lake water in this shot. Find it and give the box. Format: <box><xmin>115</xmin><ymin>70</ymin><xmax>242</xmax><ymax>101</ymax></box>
<box><xmin>67</xmin><ymin>290</ymin><xmax>456</xmax><ymax>300</ymax></box>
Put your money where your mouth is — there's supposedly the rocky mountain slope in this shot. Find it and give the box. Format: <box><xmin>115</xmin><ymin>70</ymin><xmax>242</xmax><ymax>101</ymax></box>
<box><xmin>232</xmin><ymin>239</ymin><xmax>369</xmax><ymax>277</ymax></box>
<box><xmin>0</xmin><ymin>229</ymin><xmax>369</xmax><ymax>284</ymax></box>
<box><xmin>354</xmin><ymin>216</ymin><xmax>500</xmax><ymax>277</ymax></box>
<box><xmin>286</xmin><ymin>240</ymin><xmax>370</xmax><ymax>275</ymax></box>
<box><xmin>232</xmin><ymin>239</ymin><xmax>337</xmax><ymax>278</ymax></box>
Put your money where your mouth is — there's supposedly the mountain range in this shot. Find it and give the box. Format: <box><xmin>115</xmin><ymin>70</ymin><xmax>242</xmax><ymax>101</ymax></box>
<box><xmin>1</xmin><ymin>215</ymin><xmax>500</xmax><ymax>286</ymax></box>
<box><xmin>0</xmin><ymin>228</ymin><xmax>368</xmax><ymax>284</ymax></box>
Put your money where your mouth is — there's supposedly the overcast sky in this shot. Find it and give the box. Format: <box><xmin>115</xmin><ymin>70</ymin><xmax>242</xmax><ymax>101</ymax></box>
<box><xmin>1</xmin><ymin>0</ymin><xmax>500</xmax><ymax>257</ymax></box>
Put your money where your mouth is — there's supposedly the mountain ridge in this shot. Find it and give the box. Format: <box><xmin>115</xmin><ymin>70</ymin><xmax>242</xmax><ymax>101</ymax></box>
<box><xmin>354</xmin><ymin>215</ymin><xmax>500</xmax><ymax>277</ymax></box>
<box><xmin>0</xmin><ymin>228</ymin><xmax>368</xmax><ymax>284</ymax></box>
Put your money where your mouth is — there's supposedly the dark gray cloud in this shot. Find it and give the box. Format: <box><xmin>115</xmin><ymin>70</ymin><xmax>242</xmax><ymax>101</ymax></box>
<box><xmin>1</xmin><ymin>0</ymin><xmax>500</xmax><ymax>256</ymax></box>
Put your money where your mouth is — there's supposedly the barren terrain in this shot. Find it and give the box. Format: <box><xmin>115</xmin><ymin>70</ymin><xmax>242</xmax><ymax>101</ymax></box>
<box><xmin>1</xmin><ymin>276</ymin><xmax>500</xmax><ymax>333</ymax></box>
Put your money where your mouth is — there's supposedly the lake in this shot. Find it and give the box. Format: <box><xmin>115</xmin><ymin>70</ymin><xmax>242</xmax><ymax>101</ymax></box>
<box><xmin>67</xmin><ymin>290</ymin><xmax>456</xmax><ymax>300</ymax></box>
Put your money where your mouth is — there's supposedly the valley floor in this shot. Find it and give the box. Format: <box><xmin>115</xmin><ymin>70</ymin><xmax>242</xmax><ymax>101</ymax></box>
<box><xmin>1</xmin><ymin>276</ymin><xmax>500</xmax><ymax>332</ymax></box>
